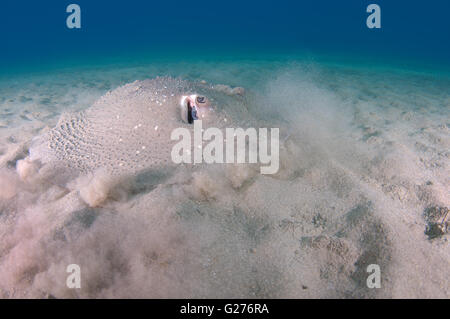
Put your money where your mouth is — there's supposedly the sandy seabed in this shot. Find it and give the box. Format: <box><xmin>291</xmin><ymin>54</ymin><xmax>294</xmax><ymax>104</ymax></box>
<box><xmin>0</xmin><ymin>60</ymin><xmax>448</xmax><ymax>298</ymax></box>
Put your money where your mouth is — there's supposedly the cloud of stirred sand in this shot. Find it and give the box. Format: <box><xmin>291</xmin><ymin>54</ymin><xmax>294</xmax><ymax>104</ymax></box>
<box><xmin>0</xmin><ymin>64</ymin><xmax>448</xmax><ymax>298</ymax></box>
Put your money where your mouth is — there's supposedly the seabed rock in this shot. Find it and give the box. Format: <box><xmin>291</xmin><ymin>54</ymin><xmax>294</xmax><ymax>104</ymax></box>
<box><xmin>423</xmin><ymin>206</ymin><xmax>449</xmax><ymax>239</ymax></box>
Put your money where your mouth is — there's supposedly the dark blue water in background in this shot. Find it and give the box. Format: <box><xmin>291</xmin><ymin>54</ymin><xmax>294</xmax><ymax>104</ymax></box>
<box><xmin>0</xmin><ymin>0</ymin><xmax>449</xmax><ymax>73</ymax></box>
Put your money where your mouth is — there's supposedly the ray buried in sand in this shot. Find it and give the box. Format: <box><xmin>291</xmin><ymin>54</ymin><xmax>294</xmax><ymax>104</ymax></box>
<box><xmin>171</xmin><ymin>120</ymin><xmax>280</xmax><ymax>174</ymax></box>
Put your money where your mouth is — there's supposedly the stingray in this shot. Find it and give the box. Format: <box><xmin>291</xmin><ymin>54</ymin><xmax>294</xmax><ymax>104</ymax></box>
<box><xmin>29</xmin><ymin>77</ymin><xmax>251</xmax><ymax>176</ymax></box>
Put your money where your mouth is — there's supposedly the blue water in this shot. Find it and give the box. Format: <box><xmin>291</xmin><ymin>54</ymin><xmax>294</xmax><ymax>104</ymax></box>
<box><xmin>1</xmin><ymin>0</ymin><xmax>449</xmax><ymax>73</ymax></box>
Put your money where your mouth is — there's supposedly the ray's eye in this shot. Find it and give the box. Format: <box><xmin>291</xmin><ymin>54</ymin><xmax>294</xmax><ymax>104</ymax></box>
<box><xmin>180</xmin><ymin>95</ymin><xmax>204</xmax><ymax>124</ymax></box>
<box><xmin>187</xmin><ymin>102</ymin><xmax>194</xmax><ymax>124</ymax></box>
<box><xmin>187</xmin><ymin>101</ymin><xmax>198</xmax><ymax>124</ymax></box>
<box><xmin>196</xmin><ymin>96</ymin><xmax>206</xmax><ymax>104</ymax></box>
